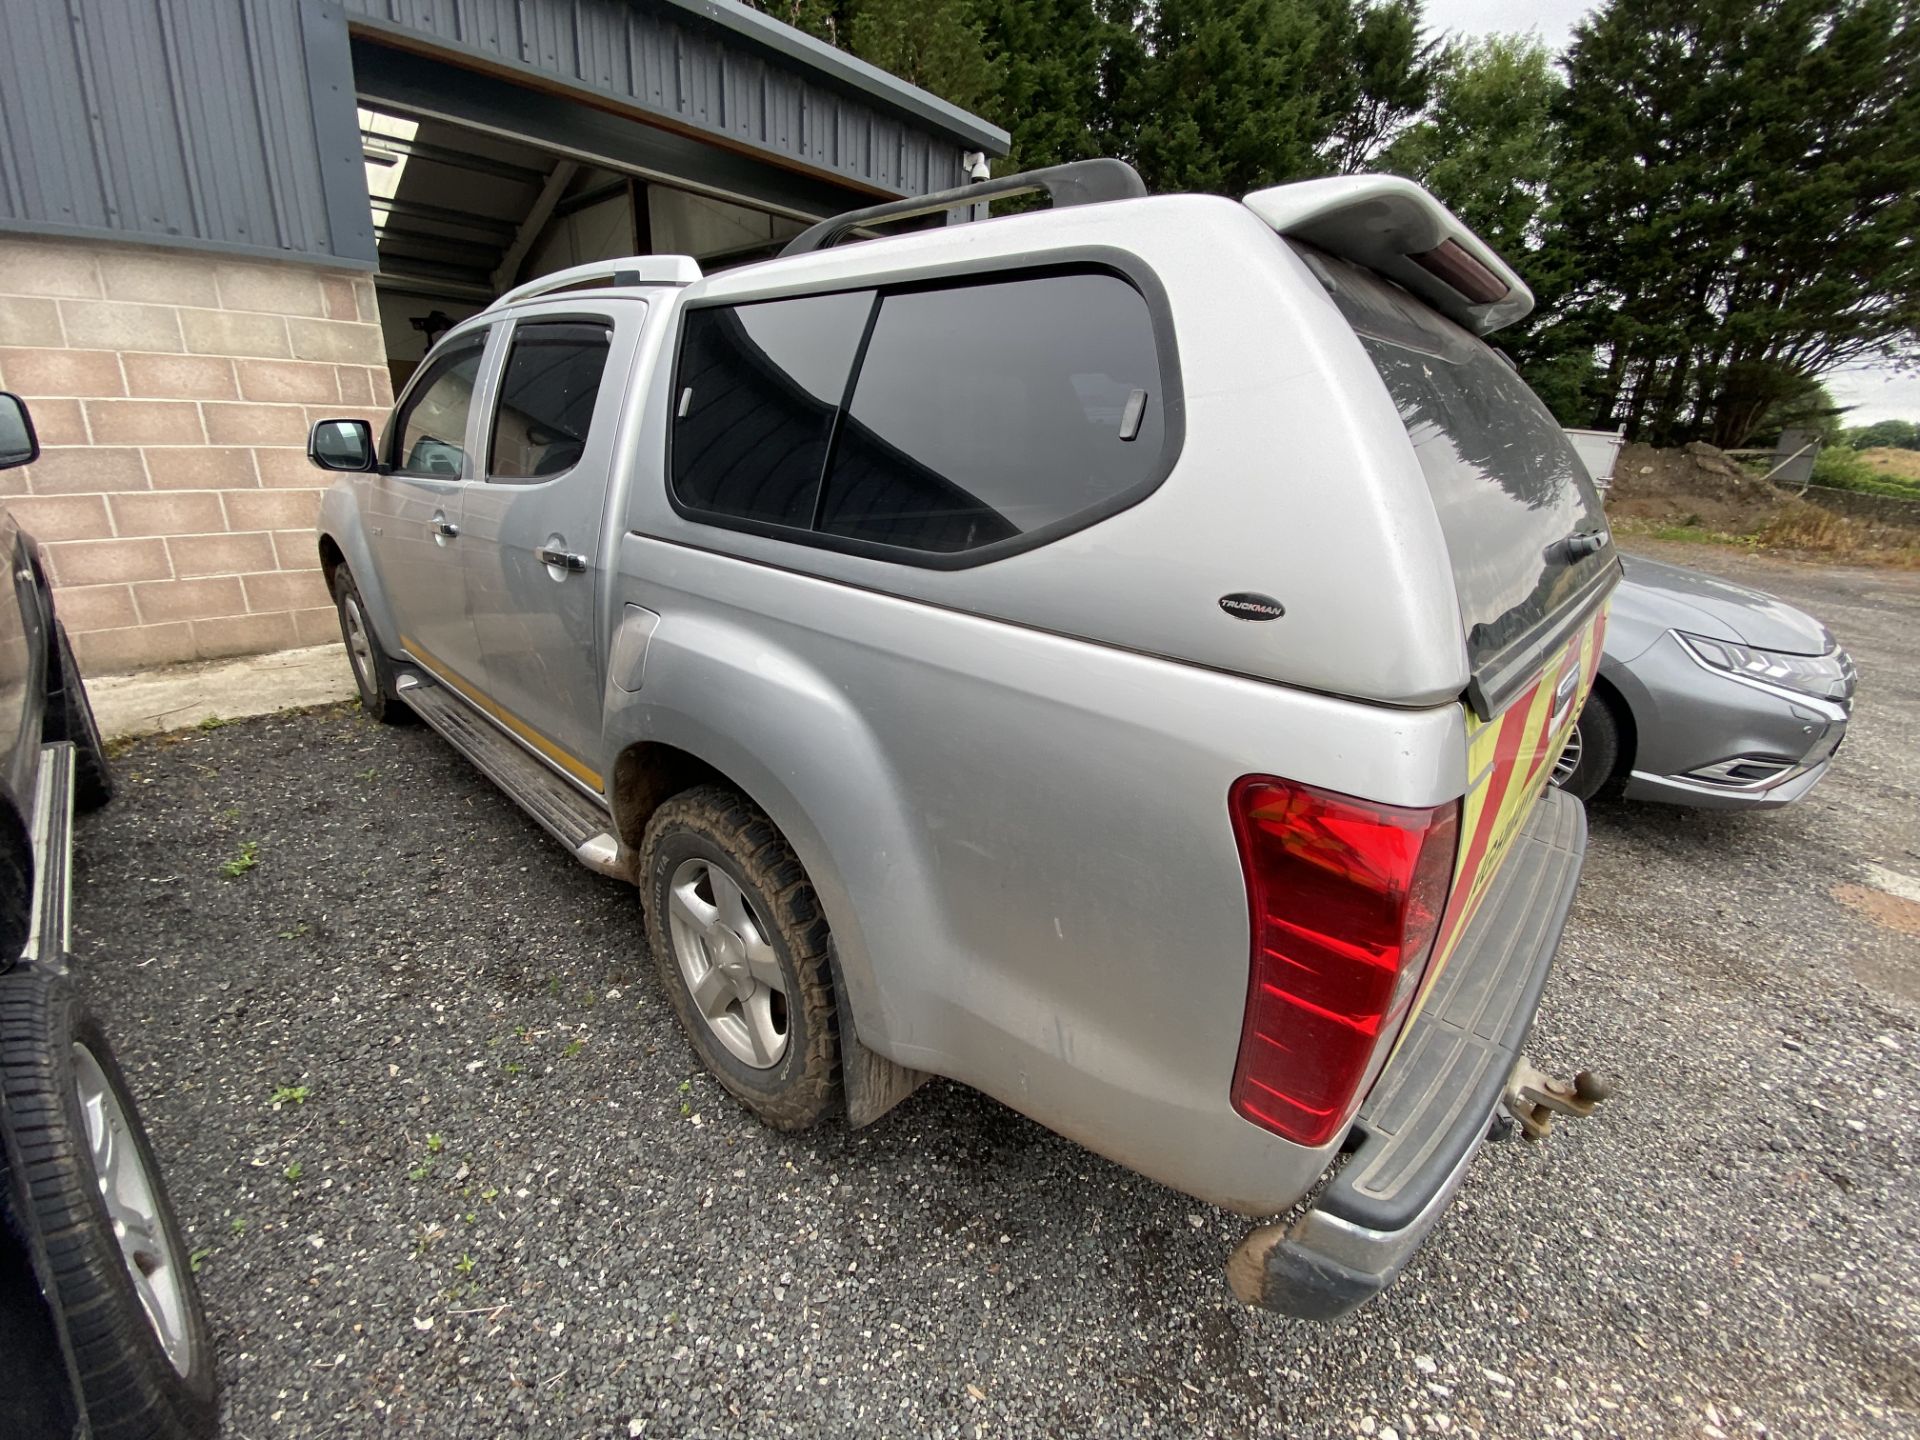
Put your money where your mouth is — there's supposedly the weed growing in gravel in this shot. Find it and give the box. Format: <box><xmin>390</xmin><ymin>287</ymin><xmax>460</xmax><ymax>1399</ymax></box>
<box><xmin>197</xmin><ymin>714</ymin><xmax>228</xmax><ymax>731</ymax></box>
<box><xmin>214</xmin><ymin>806</ymin><xmax>241</xmax><ymax>823</ymax></box>
<box><xmin>103</xmin><ymin>734</ymin><xmax>140</xmax><ymax>760</ymax></box>
<box><xmin>283</xmin><ymin>1161</ymin><xmax>303</xmax><ymax>1183</ymax></box>
<box><xmin>548</xmin><ymin>976</ymin><xmax>562</xmax><ymax>997</ymax></box>
<box><xmin>358</xmin><ymin>766</ymin><xmax>379</xmax><ymax>782</ymax></box>
<box><xmin>269</xmin><ymin>1084</ymin><xmax>309</xmax><ymax>1107</ymax></box>
<box><xmin>189</xmin><ymin>1248</ymin><xmax>211</xmax><ymax>1274</ymax></box>
<box><xmin>408</xmin><ymin>1161</ymin><xmax>434</xmax><ymax>1181</ymax></box>
<box><xmin>455</xmin><ymin>1253</ymin><xmax>475</xmax><ymax>1275</ymax></box>
<box><xmin>230</xmin><ymin>1218</ymin><xmax>247</xmax><ymax>1235</ymax></box>
<box><xmin>480</xmin><ymin>1187</ymin><xmax>498</xmax><ymax>1203</ymax></box>
<box><xmin>503</xmin><ymin>1061</ymin><xmax>525</xmax><ymax>1076</ymax></box>
<box><xmin>278</xmin><ymin>921</ymin><xmax>308</xmax><ymax>941</ymax></box>
<box><xmin>427</xmin><ymin>1133</ymin><xmax>444</xmax><ymax>1154</ymax></box>
<box><xmin>219</xmin><ymin>840</ymin><xmax>260</xmax><ymax>879</ymax></box>
<box><xmin>562</xmin><ymin>1039</ymin><xmax>585</xmax><ymax>1059</ymax></box>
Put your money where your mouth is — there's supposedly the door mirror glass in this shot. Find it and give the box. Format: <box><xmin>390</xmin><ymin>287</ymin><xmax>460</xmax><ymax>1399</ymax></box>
<box><xmin>0</xmin><ymin>392</ymin><xmax>40</xmax><ymax>470</ymax></box>
<box><xmin>309</xmin><ymin>418</ymin><xmax>375</xmax><ymax>472</ymax></box>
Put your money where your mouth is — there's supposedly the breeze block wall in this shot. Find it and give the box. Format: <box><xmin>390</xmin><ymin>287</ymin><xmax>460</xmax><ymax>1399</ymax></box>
<box><xmin>0</xmin><ymin>235</ymin><xmax>393</xmax><ymax>673</ymax></box>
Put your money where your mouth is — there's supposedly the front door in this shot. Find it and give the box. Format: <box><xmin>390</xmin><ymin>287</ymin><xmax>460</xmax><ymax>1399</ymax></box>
<box><xmin>459</xmin><ymin>303</ymin><xmax>638</xmax><ymax>796</ymax></box>
<box><xmin>364</xmin><ymin>327</ymin><xmax>493</xmax><ymax>683</ymax></box>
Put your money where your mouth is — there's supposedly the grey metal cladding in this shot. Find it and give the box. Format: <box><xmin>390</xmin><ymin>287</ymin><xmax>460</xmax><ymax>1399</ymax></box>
<box><xmin>0</xmin><ymin>0</ymin><xmax>376</xmax><ymax>267</ymax></box>
<box><xmin>339</xmin><ymin>0</ymin><xmax>1007</xmax><ymax>199</ymax></box>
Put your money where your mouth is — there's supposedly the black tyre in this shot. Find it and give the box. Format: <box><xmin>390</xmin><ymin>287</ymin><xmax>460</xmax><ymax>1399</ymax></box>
<box><xmin>49</xmin><ymin>621</ymin><xmax>113</xmax><ymax>812</ymax></box>
<box><xmin>639</xmin><ymin>786</ymin><xmax>840</xmax><ymax>1131</ymax></box>
<box><xmin>0</xmin><ymin>969</ymin><xmax>218</xmax><ymax>1440</ymax></box>
<box><xmin>1552</xmin><ymin>691</ymin><xmax>1624</xmax><ymax>802</ymax></box>
<box><xmin>331</xmin><ymin>566</ymin><xmax>413</xmax><ymax>725</ymax></box>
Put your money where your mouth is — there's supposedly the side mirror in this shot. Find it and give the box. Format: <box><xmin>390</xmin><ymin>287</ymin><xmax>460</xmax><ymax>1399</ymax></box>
<box><xmin>308</xmin><ymin>417</ymin><xmax>377</xmax><ymax>472</ymax></box>
<box><xmin>0</xmin><ymin>392</ymin><xmax>40</xmax><ymax>470</ymax></box>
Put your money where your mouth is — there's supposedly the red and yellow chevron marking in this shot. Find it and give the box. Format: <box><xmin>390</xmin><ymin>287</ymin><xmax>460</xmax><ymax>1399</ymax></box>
<box><xmin>1402</xmin><ymin>602</ymin><xmax>1609</xmax><ymax>1029</ymax></box>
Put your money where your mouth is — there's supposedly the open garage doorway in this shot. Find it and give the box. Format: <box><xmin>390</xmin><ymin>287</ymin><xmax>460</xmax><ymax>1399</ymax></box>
<box><xmin>359</xmin><ymin>103</ymin><xmax>808</xmax><ymax>391</ymax></box>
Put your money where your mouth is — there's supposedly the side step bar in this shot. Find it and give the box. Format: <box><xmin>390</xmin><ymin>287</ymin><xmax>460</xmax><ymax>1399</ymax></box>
<box><xmin>397</xmin><ymin>678</ymin><xmax>630</xmax><ymax>880</ymax></box>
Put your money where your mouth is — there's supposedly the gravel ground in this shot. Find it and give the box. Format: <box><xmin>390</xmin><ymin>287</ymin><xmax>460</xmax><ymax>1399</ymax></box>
<box><xmin>72</xmin><ymin>543</ymin><xmax>1918</xmax><ymax>1440</ymax></box>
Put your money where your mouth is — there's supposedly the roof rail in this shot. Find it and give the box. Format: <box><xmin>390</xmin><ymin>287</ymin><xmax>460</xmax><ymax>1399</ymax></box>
<box><xmin>489</xmin><ymin>256</ymin><xmax>703</xmax><ymax>311</ymax></box>
<box><xmin>779</xmin><ymin>158</ymin><xmax>1146</xmax><ymax>258</ymax></box>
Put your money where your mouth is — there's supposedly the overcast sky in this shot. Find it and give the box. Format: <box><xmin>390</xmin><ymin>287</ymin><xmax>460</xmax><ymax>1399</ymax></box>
<box><xmin>1422</xmin><ymin>0</ymin><xmax>1594</xmax><ymax>50</ymax></box>
<box><xmin>1419</xmin><ymin>1</ymin><xmax>1915</xmax><ymax>425</ymax></box>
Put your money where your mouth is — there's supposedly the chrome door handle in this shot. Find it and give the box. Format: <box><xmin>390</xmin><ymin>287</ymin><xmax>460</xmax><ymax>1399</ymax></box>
<box><xmin>535</xmin><ymin>545</ymin><xmax>588</xmax><ymax>572</ymax></box>
<box><xmin>434</xmin><ymin>519</ymin><xmax>460</xmax><ymax>538</ymax></box>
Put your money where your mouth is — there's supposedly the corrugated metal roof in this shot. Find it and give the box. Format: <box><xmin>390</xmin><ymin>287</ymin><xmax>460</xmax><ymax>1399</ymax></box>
<box><xmin>342</xmin><ymin>0</ymin><xmax>1008</xmax><ymax>198</ymax></box>
<box><xmin>0</xmin><ymin>0</ymin><xmax>1008</xmax><ymax>267</ymax></box>
<box><xmin>0</xmin><ymin>0</ymin><xmax>375</xmax><ymax>265</ymax></box>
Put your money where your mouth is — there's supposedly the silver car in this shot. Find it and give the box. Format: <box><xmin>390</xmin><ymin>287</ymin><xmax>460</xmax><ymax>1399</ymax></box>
<box><xmin>308</xmin><ymin>161</ymin><xmax>1619</xmax><ymax>1321</ymax></box>
<box><xmin>1553</xmin><ymin>555</ymin><xmax>1854</xmax><ymax>807</ymax></box>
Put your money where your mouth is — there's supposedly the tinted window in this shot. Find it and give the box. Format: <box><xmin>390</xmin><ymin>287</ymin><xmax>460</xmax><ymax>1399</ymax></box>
<box><xmin>1303</xmin><ymin>247</ymin><xmax>1610</xmax><ymax>668</ymax></box>
<box><xmin>393</xmin><ymin>335</ymin><xmax>486</xmax><ymax>477</ymax></box>
<box><xmin>672</xmin><ymin>291</ymin><xmax>873</xmax><ymax>526</ymax></box>
<box><xmin>818</xmin><ymin>272</ymin><xmax>1164</xmax><ymax>553</ymax></box>
<box><xmin>490</xmin><ymin>321</ymin><xmax>613</xmax><ymax>482</ymax></box>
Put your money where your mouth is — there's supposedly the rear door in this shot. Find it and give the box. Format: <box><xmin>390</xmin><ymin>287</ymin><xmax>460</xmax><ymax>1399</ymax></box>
<box><xmin>367</xmin><ymin>327</ymin><xmax>493</xmax><ymax>679</ymax></box>
<box><xmin>458</xmin><ymin>302</ymin><xmax>637</xmax><ymax>794</ymax></box>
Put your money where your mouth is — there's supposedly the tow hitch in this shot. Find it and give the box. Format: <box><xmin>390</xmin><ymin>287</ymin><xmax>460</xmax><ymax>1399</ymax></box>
<box><xmin>1502</xmin><ymin>1056</ymin><xmax>1613</xmax><ymax>1140</ymax></box>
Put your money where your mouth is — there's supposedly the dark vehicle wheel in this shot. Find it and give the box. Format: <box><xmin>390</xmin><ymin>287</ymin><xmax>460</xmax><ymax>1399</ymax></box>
<box><xmin>331</xmin><ymin>566</ymin><xmax>413</xmax><ymax>725</ymax></box>
<box><xmin>50</xmin><ymin>622</ymin><xmax>113</xmax><ymax>812</ymax></box>
<box><xmin>0</xmin><ymin>969</ymin><xmax>218</xmax><ymax>1440</ymax></box>
<box><xmin>1552</xmin><ymin>691</ymin><xmax>1624</xmax><ymax>802</ymax></box>
<box><xmin>639</xmin><ymin>786</ymin><xmax>840</xmax><ymax>1131</ymax></box>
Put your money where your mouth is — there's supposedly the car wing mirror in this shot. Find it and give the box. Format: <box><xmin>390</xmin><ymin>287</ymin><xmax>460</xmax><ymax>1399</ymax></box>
<box><xmin>308</xmin><ymin>417</ymin><xmax>379</xmax><ymax>473</ymax></box>
<box><xmin>0</xmin><ymin>392</ymin><xmax>40</xmax><ymax>470</ymax></box>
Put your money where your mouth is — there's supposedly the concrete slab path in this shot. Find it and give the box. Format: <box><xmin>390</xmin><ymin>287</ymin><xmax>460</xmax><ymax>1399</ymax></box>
<box><xmin>90</xmin><ymin>643</ymin><xmax>355</xmax><ymax>740</ymax></box>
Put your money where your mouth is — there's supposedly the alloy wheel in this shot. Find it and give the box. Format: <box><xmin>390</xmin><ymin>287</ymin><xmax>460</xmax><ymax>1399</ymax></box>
<box><xmin>665</xmin><ymin>857</ymin><xmax>790</xmax><ymax>1069</ymax></box>
<box><xmin>1551</xmin><ymin>719</ymin><xmax>1584</xmax><ymax>788</ymax></box>
<box><xmin>72</xmin><ymin>1042</ymin><xmax>195</xmax><ymax>1377</ymax></box>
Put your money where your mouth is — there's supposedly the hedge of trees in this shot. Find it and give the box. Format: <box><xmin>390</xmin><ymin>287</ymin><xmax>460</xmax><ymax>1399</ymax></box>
<box><xmin>750</xmin><ymin>0</ymin><xmax>1919</xmax><ymax>449</ymax></box>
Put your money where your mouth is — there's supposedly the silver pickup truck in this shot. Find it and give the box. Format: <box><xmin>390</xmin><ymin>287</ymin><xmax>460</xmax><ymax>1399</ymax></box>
<box><xmin>309</xmin><ymin>161</ymin><xmax>1618</xmax><ymax>1320</ymax></box>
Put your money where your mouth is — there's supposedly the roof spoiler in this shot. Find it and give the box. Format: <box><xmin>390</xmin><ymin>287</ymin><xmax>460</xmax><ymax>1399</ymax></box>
<box><xmin>1242</xmin><ymin>176</ymin><xmax>1534</xmax><ymax>334</ymax></box>
<box><xmin>780</xmin><ymin>158</ymin><xmax>1146</xmax><ymax>258</ymax></box>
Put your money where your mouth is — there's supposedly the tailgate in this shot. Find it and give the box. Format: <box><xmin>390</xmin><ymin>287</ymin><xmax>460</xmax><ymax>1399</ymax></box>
<box><xmin>1412</xmin><ymin>600</ymin><xmax>1607</xmax><ymax>1022</ymax></box>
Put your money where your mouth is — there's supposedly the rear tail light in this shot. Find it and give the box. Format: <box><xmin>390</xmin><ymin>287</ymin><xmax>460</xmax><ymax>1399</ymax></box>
<box><xmin>1228</xmin><ymin>777</ymin><xmax>1460</xmax><ymax>1147</ymax></box>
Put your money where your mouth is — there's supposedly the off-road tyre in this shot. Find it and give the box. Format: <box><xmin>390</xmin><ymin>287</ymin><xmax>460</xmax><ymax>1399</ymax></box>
<box><xmin>0</xmin><ymin>968</ymin><xmax>218</xmax><ymax>1439</ymax></box>
<box><xmin>1555</xmin><ymin>690</ymin><xmax>1624</xmax><ymax>803</ymax></box>
<box><xmin>50</xmin><ymin>621</ymin><xmax>113</xmax><ymax>812</ymax></box>
<box><xmin>331</xmin><ymin>565</ymin><xmax>413</xmax><ymax>725</ymax></box>
<box><xmin>639</xmin><ymin>786</ymin><xmax>840</xmax><ymax>1131</ymax></box>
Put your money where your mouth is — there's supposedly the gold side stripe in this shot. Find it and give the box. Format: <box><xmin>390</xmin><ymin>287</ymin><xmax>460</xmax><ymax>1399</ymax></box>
<box><xmin>399</xmin><ymin>634</ymin><xmax>604</xmax><ymax>791</ymax></box>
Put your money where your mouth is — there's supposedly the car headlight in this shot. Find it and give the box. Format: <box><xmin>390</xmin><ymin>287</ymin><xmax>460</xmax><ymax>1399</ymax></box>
<box><xmin>1677</xmin><ymin>632</ymin><xmax>1854</xmax><ymax>704</ymax></box>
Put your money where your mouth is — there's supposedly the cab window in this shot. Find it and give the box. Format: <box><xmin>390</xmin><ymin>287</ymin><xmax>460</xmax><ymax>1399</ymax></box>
<box><xmin>392</xmin><ymin>333</ymin><xmax>487</xmax><ymax>477</ymax></box>
<box><xmin>488</xmin><ymin>321</ymin><xmax>614</xmax><ymax>483</ymax></box>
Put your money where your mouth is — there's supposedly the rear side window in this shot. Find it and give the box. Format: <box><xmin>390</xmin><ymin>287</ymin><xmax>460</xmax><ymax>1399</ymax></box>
<box><xmin>672</xmin><ymin>291</ymin><xmax>873</xmax><ymax>527</ymax></box>
<box><xmin>818</xmin><ymin>273</ymin><xmax>1164</xmax><ymax>554</ymax></box>
<box><xmin>393</xmin><ymin>334</ymin><xmax>486</xmax><ymax>477</ymax></box>
<box><xmin>489</xmin><ymin>321</ymin><xmax>613</xmax><ymax>483</ymax></box>
<box><xmin>667</xmin><ymin>267</ymin><xmax>1171</xmax><ymax>563</ymax></box>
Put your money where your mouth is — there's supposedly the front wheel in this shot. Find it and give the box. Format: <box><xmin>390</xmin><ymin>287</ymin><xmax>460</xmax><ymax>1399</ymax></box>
<box><xmin>1552</xmin><ymin>692</ymin><xmax>1624</xmax><ymax>802</ymax></box>
<box><xmin>639</xmin><ymin>787</ymin><xmax>840</xmax><ymax>1131</ymax></box>
<box><xmin>0</xmin><ymin>969</ymin><xmax>218</xmax><ymax>1439</ymax></box>
<box><xmin>331</xmin><ymin>566</ymin><xmax>413</xmax><ymax>725</ymax></box>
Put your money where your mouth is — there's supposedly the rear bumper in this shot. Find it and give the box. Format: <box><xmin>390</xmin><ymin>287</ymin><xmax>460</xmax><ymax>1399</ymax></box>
<box><xmin>1227</xmin><ymin>788</ymin><xmax>1587</xmax><ymax>1320</ymax></box>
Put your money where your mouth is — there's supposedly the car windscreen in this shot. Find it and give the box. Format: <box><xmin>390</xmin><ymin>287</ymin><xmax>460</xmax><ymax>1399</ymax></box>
<box><xmin>1298</xmin><ymin>244</ymin><xmax>1611</xmax><ymax>679</ymax></box>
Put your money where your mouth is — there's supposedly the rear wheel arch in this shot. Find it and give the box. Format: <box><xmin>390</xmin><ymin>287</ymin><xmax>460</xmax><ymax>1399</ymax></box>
<box><xmin>609</xmin><ymin>741</ymin><xmax>729</xmax><ymax>858</ymax></box>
